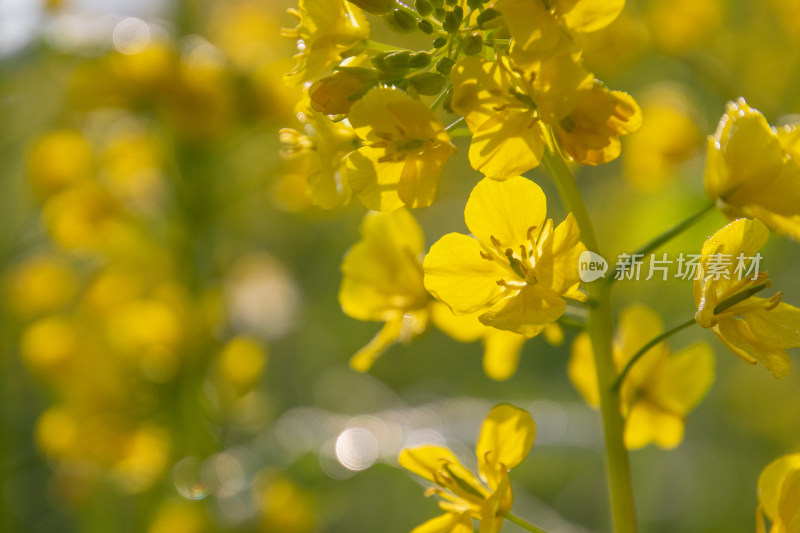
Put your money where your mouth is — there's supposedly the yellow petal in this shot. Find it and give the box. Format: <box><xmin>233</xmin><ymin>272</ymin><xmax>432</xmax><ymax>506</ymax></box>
<box><xmin>424</xmin><ymin>233</ymin><xmax>508</xmax><ymax>315</ymax></box>
<box><xmin>464</xmin><ymin>176</ymin><xmax>547</xmax><ymax>251</ymax></box>
<box><xmin>399</xmin><ymin>445</ymin><xmax>465</xmax><ymax>483</ymax></box>
<box><xmin>450</xmin><ymin>57</ymin><xmax>513</xmax><ymax>131</ymax></box>
<box><xmin>745</xmin><ymin>303</ymin><xmax>800</xmax><ymax>348</ymax></box>
<box><xmin>716</xmin><ymin>317</ymin><xmax>791</xmax><ymax>377</ymax></box>
<box><xmin>346</xmin><ymin>148</ymin><xmax>405</xmax><ymax>211</ymax></box>
<box><xmin>534</xmin><ymin>213</ymin><xmax>587</xmax><ymax>296</ymax></box>
<box><xmin>700</xmin><ymin>217</ymin><xmax>769</xmax><ymax>266</ymax></box>
<box><xmin>398</xmin><ymin>146</ymin><xmax>452</xmax><ymax>208</ymax></box>
<box><xmin>431</xmin><ymin>302</ymin><xmax>486</xmax><ymax>343</ymax></box>
<box><xmin>339</xmin><ymin>208</ymin><xmax>427</xmax><ymax>321</ymax></box>
<box><xmin>623</xmin><ymin>401</ymin><xmax>684</xmax><ymax>450</ymax></box>
<box><xmin>758</xmin><ymin>454</ymin><xmax>800</xmax><ymax>523</ymax></box>
<box><xmin>476</xmin><ymin>404</ymin><xmax>535</xmax><ymax>490</ymax></box>
<box><xmin>615</xmin><ymin>305</ymin><xmax>666</xmax><ymax>380</ymax></box>
<box><xmin>650</xmin><ymin>342</ymin><xmax>715</xmax><ymax>415</ymax></box>
<box><xmin>479</xmin><ymin>474</ymin><xmax>509</xmax><ymax>533</ymax></box>
<box><xmin>349</xmin><ymin>315</ymin><xmax>405</xmax><ymax>372</ymax></box>
<box><xmin>557</xmin><ymin>0</ymin><xmax>626</xmax><ymax>33</ymax></box>
<box><xmin>480</xmin><ymin>285</ymin><xmax>566</xmax><ymax>338</ymax></box>
<box><xmin>482</xmin><ymin>329</ymin><xmax>527</xmax><ymax>381</ymax></box>
<box><xmin>568</xmin><ymin>332</ymin><xmax>600</xmax><ymax>407</ymax></box>
<box><xmin>468</xmin><ymin>110</ymin><xmax>546</xmax><ymax>179</ymax></box>
<box><xmin>496</xmin><ymin>0</ymin><xmax>562</xmax><ymax>56</ymax></box>
<box><xmin>779</xmin><ymin>469</ymin><xmax>800</xmax><ymax>532</ymax></box>
<box><xmin>411</xmin><ymin>512</ymin><xmax>473</xmax><ymax>533</ymax></box>
<box><xmin>745</xmin><ymin>205</ymin><xmax>800</xmax><ymax>241</ymax></box>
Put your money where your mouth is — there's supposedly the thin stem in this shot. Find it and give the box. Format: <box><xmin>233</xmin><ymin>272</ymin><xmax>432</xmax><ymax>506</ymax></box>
<box><xmin>445</xmin><ymin>117</ymin><xmax>465</xmax><ymax>132</ymax></box>
<box><xmin>542</xmin><ymin>148</ymin><xmax>638</xmax><ymax>533</ymax></box>
<box><xmin>612</xmin><ymin>317</ymin><xmax>697</xmax><ymax>392</ymax></box>
<box><xmin>504</xmin><ymin>512</ymin><xmax>549</xmax><ymax>533</ymax></box>
<box><xmin>610</xmin><ymin>201</ymin><xmax>716</xmax><ymax>283</ymax></box>
<box><xmin>430</xmin><ymin>85</ymin><xmax>451</xmax><ymax>111</ymax></box>
<box><xmin>363</xmin><ymin>39</ymin><xmax>404</xmax><ymax>52</ymax></box>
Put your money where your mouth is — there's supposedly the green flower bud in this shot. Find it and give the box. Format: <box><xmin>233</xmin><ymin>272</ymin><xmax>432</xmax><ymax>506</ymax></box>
<box><xmin>445</xmin><ymin>0</ymin><xmax>457</xmax><ymax>6</ymax></box>
<box><xmin>444</xmin><ymin>11</ymin><xmax>460</xmax><ymax>32</ymax></box>
<box><xmin>408</xmin><ymin>72</ymin><xmax>446</xmax><ymax>95</ymax></box>
<box><xmin>476</xmin><ymin>7</ymin><xmax>500</xmax><ymax>28</ymax></box>
<box><xmin>436</xmin><ymin>57</ymin><xmax>455</xmax><ymax>75</ymax></box>
<box><xmin>409</xmin><ymin>51</ymin><xmax>432</xmax><ymax>68</ymax></box>
<box><xmin>383</xmin><ymin>50</ymin><xmax>413</xmax><ymax>69</ymax></box>
<box><xmin>382</xmin><ymin>9</ymin><xmax>417</xmax><ymax>33</ymax></box>
<box><xmin>462</xmin><ymin>32</ymin><xmax>482</xmax><ymax>55</ymax></box>
<box><xmin>415</xmin><ymin>0</ymin><xmax>432</xmax><ymax>17</ymax></box>
<box><xmin>418</xmin><ymin>19</ymin><xmax>434</xmax><ymax>33</ymax></box>
<box><xmin>434</xmin><ymin>7</ymin><xmax>446</xmax><ymax>20</ymax></box>
<box><xmin>348</xmin><ymin>0</ymin><xmax>396</xmax><ymax>14</ymax></box>
<box><xmin>433</xmin><ymin>37</ymin><xmax>447</xmax><ymax>48</ymax></box>
<box><xmin>467</xmin><ymin>0</ymin><xmax>482</xmax><ymax>9</ymax></box>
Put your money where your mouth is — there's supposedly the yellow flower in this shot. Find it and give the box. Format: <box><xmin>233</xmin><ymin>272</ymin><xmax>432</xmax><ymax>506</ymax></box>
<box><xmin>705</xmin><ymin>98</ymin><xmax>800</xmax><ymax>239</ymax></box>
<box><xmin>757</xmin><ymin>454</ymin><xmax>800</xmax><ymax>533</ymax></box>
<box><xmin>569</xmin><ymin>305</ymin><xmax>714</xmax><ymax>449</ymax></box>
<box><xmin>399</xmin><ymin>404</ymin><xmax>535</xmax><ymax>533</ymax></box>
<box><xmin>280</xmin><ymin>96</ymin><xmax>358</xmax><ymax>209</ymax></box>
<box><xmin>282</xmin><ymin>0</ymin><xmax>369</xmax><ymax>85</ymax></box>
<box><xmin>555</xmin><ymin>83</ymin><xmax>642</xmax><ymax>166</ymax></box>
<box><xmin>339</xmin><ymin>208</ymin><xmax>430</xmax><ymax>371</ymax></box>
<box><xmin>424</xmin><ymin>176</ymin><xmax>586</xmax><ymax>337</ymax></box>
<box><xmin>449</xmin><ymin>57</ymin><xmax>547</xmax><ymax>180</ymax></box>
<box><xmin>345</xmin><ymin>87</ymin><xmax>455</xmax><ymax>210</ymax></box>
<box><xmin>694</xmin><ymin>218</ymin><xmax>800</xmax><ymax>377</ymax></box>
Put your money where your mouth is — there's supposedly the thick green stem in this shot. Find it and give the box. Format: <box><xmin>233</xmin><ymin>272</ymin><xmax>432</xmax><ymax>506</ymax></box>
<box><xmin>612</xmin><ymin>317</ymin><xmax>697</xmax><ymax>392</ymax></box>
<box><xmin>542</xmin><ymin>150</ymin><xmax>638</xmax><ymax>533</ymax></box>
<box><xmin>504</xmin><ymin>512</ymin><xmax>549</xmax><ymax>533</ymax></box>
<box><xmin>610</xmin><ymin>201</ymin><xmax>716</xmax><ymax>283</ymax></box>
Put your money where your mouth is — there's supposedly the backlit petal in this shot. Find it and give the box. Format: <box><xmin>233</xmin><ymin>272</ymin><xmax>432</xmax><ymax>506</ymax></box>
<box><xmin>480</xmin><ymin>285</ymin><xmax>567</xmax><ymax>337</ymax></box>
<box><xmin>476</xmin><ymin>404</ymin><xmax>535</xmax><ymax>489</ymax></box>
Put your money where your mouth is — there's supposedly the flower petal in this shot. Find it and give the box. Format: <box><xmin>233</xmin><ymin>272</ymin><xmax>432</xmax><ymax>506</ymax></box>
<box><xmin>534</xmin><ymin>213</ymin><xmax>586</xmax><ymax>296</ymax></box>
<box><xmin>716</xmin><ymin>317</ymin><xmax>791</xmax><ymax>377</ymax></box>
<box><xmin>476</xmin><ymin>404</ymin><xmax>535</xmax><ymax>490</ymax></box>
<box><xmin>758</xmin><ymin>454</ymin><xmax>800</xmax><ymax>523</ymax></box>
<box><xmin>480</xmin><ymin>285</ymin><xmax>566</xmax><ymax>338</ymax></box>
<box><xmin>650</xmin><ymin>341</ymin><xmax>715</xmax><ymax>415</ymax></box>
<box><xmin>346</xmin><ymin>148</ymin><xmax>405</xmax><ymax>212</ymax></box>
<box><xmin>431</xmin><ymin>302</ymin><xmax>486</xmax><ymax>343</ymax></box>
<box><xmin>568</xmin><ymin>331</ymin><xmax>600</xmax><ymax>407</ymax></box>
<box><xmin>468</xmin><ymin>111</ymin><xmax>546</xmax><ymax>179</ymax></box>
<box><xmin>558</xmin><ymin>0</ymin><xmax>626</xmax><ymax>33</ymax></box>
<box><xmin>424</xmin><ymin>233</ymin><xmax>509</xmax><ymax>315</ymax></box>
<box><xmin>623</xmin><ymin>401</ymin><xmax>684</xmax><ymax>450</ymax></box>
<box><xmin>464</xmin><ymin>176</ymin><xmax>547</xmax><ymax>251</ymax></box>
<box><xmin>411</xmin><ymin>512</ymin><xmax>473</xmax><ymax>533</ymax></box>
<box><xmin>349</xmin><ymin>315</ymin><xmax>405</xmax><ymax>372</ymax></box>
<box><xmin>482</xmin><ymin>329</ymin><xmax>527</xmax><ymax>381</ymax></box>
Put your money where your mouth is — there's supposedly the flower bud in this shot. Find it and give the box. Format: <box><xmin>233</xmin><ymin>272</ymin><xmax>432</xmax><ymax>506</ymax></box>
<box><xmin>436</xmin><ymin>57</ymin><xmax>455</xmax><ymax>75</ymax></box>
<box><xmin>409</xmin><ymin>51</ymin><xmax>432</xmax><ymax>68</ymax></box>
<box><xmin>408</xmin><ymin>72</ymin><xmax>446</xmax><ymax>95</ymax></box>
<box><xmin>383</xmin><ymin>8</ymin><xmax>417</xmax><ymax>33</ymax></box>
<box><xmin>415</xmin><ymin>0</ymin><xmax>432</xmax><ymax>17</ymax></box>
<box><xmin>348</xmin><ymin>0</ymin><xmax>396</xmax><ymax>14</ymax></box>
<box><xmin>477</xmin><ymin>8</ymin><xmax>500</xmax><ymax>28</ymax></box>
<box><xmin>418</xmin><ymin>19</ymin><xmax>434</xmax><ymax>33</ymax></box>
<box><xmin>383</xmin><ymin>50</ymin><xmax>413</xmax><ymax>69</ymax></box>
<box><xmin>462</xmin><ymin>32</ymin><xmax>482</xmax><ymax>55</ymax></box>
<box><xmin>433</xmin><ymin>37</ymin><xmax>447</xmax><ymax>48</ymax></box>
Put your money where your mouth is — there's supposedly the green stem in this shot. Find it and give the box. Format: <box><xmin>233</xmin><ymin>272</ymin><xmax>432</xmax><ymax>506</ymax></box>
<box><xmin>542</xmin><ymin>149</ymin><xmax>638</xmax><ymax>533</ymax></box>
<box><xmin>611</xmin><ymin>317</ymin><xmax>697</xmax><ymax>392</ymax></box>
<box><xmin>504</xmin><ymin>512</ymin><xmax>549</xmax><ymax>533</ymax></box>
<box><xmin>610</xmin><ymin>201</ymin><xmax>716</xmax><ymax>283</ymax></box>
<box><xmin>445</xmin><ymin>117</ymin><xmax>465</xmax><ymax>131</ymax></box>
<box><xmin>430</xmin><ymin>84</ymin><xmax>451</xmax><ymax>111</ymax></box>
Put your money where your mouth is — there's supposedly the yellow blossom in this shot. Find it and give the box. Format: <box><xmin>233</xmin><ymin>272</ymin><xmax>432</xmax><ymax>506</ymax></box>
<box><xmin>339</xmin><ymin>208</ymin><xmax>430</xmax><ymax>371</ymax></box>
<box><xmin>757</xmin><ymin>454</ymin><xmax>800</xmax><ymax>533</ymax></box>
<box><xmin>449</xmin><ymin>57</ymin><xmax>546</xmax><ymax>179</ymax></box>
<box><xmin>347</xmin><ymin>87</ymin><xmax>455</xmax><ymax>211</ymax></box>
<box><xmin>569</xmin><ymin>305</ymin><xmax>714</xmax><ymax>449</ymax></box>
<box><xmin>399</xmin><ymin>404</ymin><xmax>535</xmax><ymax>533</ymax></box>
<box><xmin>424</xmin><ymin>176</ymin><xmax>586</xmax><ymax>337</ymax></box>
<box><xmin>280</xmin><ymin>96</ymin><xmax>358</xmax><ymax>209</ymax></box>
<box><xmin>694</xmin><ymin>218</ymin><xmax>800</xmax><ymax>377</ymax></box>
<box><xmin>282</xmin><ymin>0</ymin><xmax>369</xmax><ymax>85</ymax></box>
<box><xmin>345</xmin><ymin>87</ymin><xmax>455</xmax><ymax>210</ymax></box>
<box><xmin>27</xmin><ymin>130</ymin><xmax>93</xmax><ymax>198</ymax></box>
<box><xmin>556</xmin><ymin>83</ymin><xmax>642</xmax><ymax>166</ymax></box>
<box><xmin>705</xmin><ymin>98</ymin><xmax>800</xmax><ymax>240</ymax></box>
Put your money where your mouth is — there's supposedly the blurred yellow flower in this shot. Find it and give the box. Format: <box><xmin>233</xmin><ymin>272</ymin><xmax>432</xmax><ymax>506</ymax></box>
<box><xmin>280</xmin><ymin>96</ymin><xmax>357</xmax><ymax>209</ymax></box>
<box><xmin>258</xmin><ymin>476</ymin><xmax>317</xmax><ymax>533</ymax></box>
<box><xmin>148</xmin><ymin>502</ymin><xmax>209</xmax><ymax>533</ymax></box>
<box><xmin>217</xmin><ymin>336</ymin><xmax>268</xmax><ymax>394</ymax></box>
<box><xmin>5</xmin><ymin>253</ymin><xmax>78</xmax><ymax>317</ymax></box>
<box><xmin>27</xmin><ymin>130</ymin><xmax>93</xmax><ymax>198</ymax></box>
<box><xmin>569</xmin><ymin>305</ymin><xmax>714</xmax><ymax>449</ymax></box>
<box><xmin>757</xmin><ymin>454</ymin><xmax>800</xmax><ymax>533</ymax></box>
<box><xmin>282</xmin><ymin>0</ymin><xmax>370</xmax><ymax>85</ymax></box>
<box><xmin>624</xmin><ymin>86</ymin><xmax>703</xmax><ymax>192</ymax></box>
<box><xmin>647</xmin><ymin>0</ymin><xmax>721</xmax><ymax>54</ymax></box>
<box><xmin>345</xmin><ymin>87</ymin><xmax>455</xmax><ymax>210</ymax></box>
<box><xmin>399</xmin><ymin>404</ymin><xmax>535</xmax><ymax>533</ymax></box>
<box><xmin>556</xmin><ymin>83</ymin><xmax>642</xmax><ymax>166</ymax></box>
<box><xmin>339</xmin><ymin>208</ymin><xmax>430</xmax><ymax>371</ymax></box>
<box><xmin>694</xmin><ymin>218</ymin><xmax>800</xmax><ymax>377</ymax></box>
<box><xmin>424</xmin><ymin>177</ymin><xmax>586</xmax><ymax>337</ymax></box>
<box><xmin>705</xmin><ymin>98</ymin><xmax>800</xmax><ymax>239</ymax></box>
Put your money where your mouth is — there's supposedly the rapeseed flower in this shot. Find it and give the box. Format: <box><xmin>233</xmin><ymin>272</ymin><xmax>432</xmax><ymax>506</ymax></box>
<box><xmin>757</xmin><ymin>454</ymin><xmax>800</xmax><ymax>533</ymax></box>
<box><xmin>705</xmin><ymin>98</ymin><xmax>800</xmax><ymax>240</ymax></box>
<box><xmin>694</xmin><ymin>218</ymin><xmax>800</xmax><ymax>377</ymax></box>
<box><xmin>424</xmin><ymin>176</ymin><xmax>586</xmax><ymax>337</ymax></box>
<box><xmin>282</xmin><ymin>0</ymin><xmax>370</xmax><ymax>85</ymax></box>
<box><xmin>569</xmin><ymin>305</ymin><xmax>714</xmax><ymax>449</ymax></box>
<box><xmin>399</xmin><ymin>404</ymin><xmax>535</xmax><ymax>533</ymax></box>
<box><xmin>345</xmin><ymin>87</ymin><xmax>455</xmax><ymax>210</ymax></box>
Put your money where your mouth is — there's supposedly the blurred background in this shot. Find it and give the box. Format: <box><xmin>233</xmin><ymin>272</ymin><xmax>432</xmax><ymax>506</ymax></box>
<box><xmin>1</xmin><ymin>0</ymin><xmax>800</xmax><ymax>532</ymax></box>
